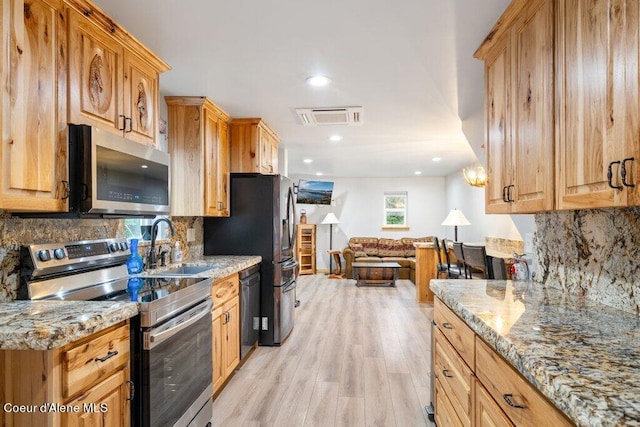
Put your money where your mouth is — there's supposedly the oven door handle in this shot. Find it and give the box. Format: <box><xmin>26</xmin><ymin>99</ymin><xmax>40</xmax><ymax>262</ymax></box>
<box><xmin>146</xmin><ymin>299</ymin><xmax>212</xmax><ymax>350</ymax></box>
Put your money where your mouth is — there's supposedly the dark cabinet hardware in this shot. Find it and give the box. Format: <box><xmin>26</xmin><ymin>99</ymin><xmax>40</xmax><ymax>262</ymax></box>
<box><xmin>126</xmin><ymin>380</ymin><xmax>135</xmax><ymax>401</ymax></box>
<box><xmin>502</xmin><ymin>186</ymin><xmax>508</xmax><ymax>203</ymax></box>
<box><xmin>119</xmin><ymin>114</ymin><xmax>127</xmax><ymax>131</ymax></box>
<box><xmin>442</xmin><ymin>369</ymin><xmax>453</xmax><ymax>378</ymax></box>
<box><xmin>622</xmin><ymin>157</ymin><xmax>635</xmax><ymax>187</ymax></box>
<box><xmin>125</xmin><ymin>117</ymin><xmax>133</xmax><ymax>133</ymax></box>
<box><xmin>442</xmin><ymin>322</ymin><xmax>454</xmax><ymax>329</ymax></box>
<box><xmin>507</xmin><ymin>184</ymin><xmax>515</xmax><ymax>202</ymax></box>
<box><xmin>608</xmin><ymin>161</ymin><xmax>623</xmax><ymax>189</ymax></box>
<box><xmin>503</xmin><ymin>393</ymin><xmax>525</xmax><ymax>409</ymax></box>
<box><xmin>94</xmin><ymin>350</ymin><xmax>118</xmax><ymax>363</ymax></box>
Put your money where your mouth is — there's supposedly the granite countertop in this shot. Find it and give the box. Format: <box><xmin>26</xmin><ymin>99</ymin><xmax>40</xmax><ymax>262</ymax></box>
<box><xmin>146</xmin><ymin>255</ymin><xmax>261</xmax><ymax>281</ymax></box>
<box><xmin>0</xmin><ymin>301</ymin><xmax>138</xmax><ymax>350</ymax></box>
<box><xmin>0</xmin><ymin>255</ymin><xmax>261</xmax><ymax>351</ymax></box>
<box><xmin>430</xmin><ymin>279</ymin><xmax>640</xmax><ymax>427</ymax></box>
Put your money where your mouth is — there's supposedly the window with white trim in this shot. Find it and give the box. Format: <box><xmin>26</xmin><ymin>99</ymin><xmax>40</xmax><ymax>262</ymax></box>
<box><xmin>383</xmin><ymin>192</ymin><xmax>408</xmax><ymax>227</ymax></box>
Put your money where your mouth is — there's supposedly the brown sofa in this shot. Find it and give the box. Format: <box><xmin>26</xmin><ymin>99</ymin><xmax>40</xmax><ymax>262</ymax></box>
<box><xmin>342</xmin><ymin>236</ymin><xmax>434</xmax><ymax>283</ymax></box>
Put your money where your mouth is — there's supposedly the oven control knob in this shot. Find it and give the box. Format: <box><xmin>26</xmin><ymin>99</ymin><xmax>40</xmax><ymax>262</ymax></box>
<box><xmin>38</xmin><ymin>250</ymin><xmax>51</xmax><ymax>262</ymax></box>
<box><xmin>119</xmin><ymin>242</ymin><xmax>127</xmax><ymax>251</ymax></box>
<box><xmin>110</xmin><ymin>243</ymin><xmax>119</xmax><ymax>252</ymax></box>
<box><xmin>53</xmin><ymin>248</ymin><xmax>65</xmax><ymax>260</ymax></box>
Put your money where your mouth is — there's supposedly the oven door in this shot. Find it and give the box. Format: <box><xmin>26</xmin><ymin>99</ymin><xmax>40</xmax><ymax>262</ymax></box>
<box><xmin>141</xmin><ymin>299</ymin><xmax>212</xmax><ymax>427</ymax></box>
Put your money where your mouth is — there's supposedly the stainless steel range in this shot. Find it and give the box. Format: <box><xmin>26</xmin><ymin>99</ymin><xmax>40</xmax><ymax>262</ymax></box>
<box><xmin>19</xmin><ymin>238</ymin><xmax>213</xmax><ymax>427</ymax></box>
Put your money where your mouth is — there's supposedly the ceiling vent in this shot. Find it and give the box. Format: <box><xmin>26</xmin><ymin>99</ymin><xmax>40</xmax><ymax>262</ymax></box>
<box><xmin>295</xmin><ymin>107</ymin><xmax>363</xmax><ymax>126</ymax></box>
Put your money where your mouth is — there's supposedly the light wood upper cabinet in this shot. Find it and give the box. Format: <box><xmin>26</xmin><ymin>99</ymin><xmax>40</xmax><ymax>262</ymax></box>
<box><xmin>0</xmin><ymin>0</ymin><xmax>68</xmax><ymax>212</ymax></box>
<box><xmin>166</xmin><ymin>96</ymin><xmax>231</xmax><ymax>217</ymax></box>
<box><xmin>476</xmin><ymin>0</ymin><xmax>555</xmax><ymax>214</ymax></box>
<box><xmin>68</xmin><ymin>8</ymin><xmax>123</xmax><ymax>135</ymax></box>
<box><xmin>556</xmin><ymin>0</ymin><xmax>640</xmax><ymax>209</ymax></box>
<box><xmin>67</xmin><ymin>0</ymin><xmax>169</xmax><ymax>146</ymax></box>
<box><xmin>230</xmin><ymin>118</ymin><xmax>280</xmax><ymax>174</ymax></box>
<box><xmin>122</xmin><ymin>51</ymin><xmax>159</xmax><ymax>144</ymax></box>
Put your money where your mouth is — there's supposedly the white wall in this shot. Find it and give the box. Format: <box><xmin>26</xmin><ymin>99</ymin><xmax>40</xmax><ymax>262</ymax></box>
<box><xmin>444</xmin><ymin>169</ymin><xmax>535</xmax><ymax>243</ymax></box>
<box><xmin>290</xmin><ymin>175</ymin><xmax>448</xmax><ymax>272</ymax></box>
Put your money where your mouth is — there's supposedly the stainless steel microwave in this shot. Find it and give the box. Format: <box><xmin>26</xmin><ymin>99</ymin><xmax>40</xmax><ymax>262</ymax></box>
<box><xmin>68</xmin><ymin>125</ymin><xmax>170</xmax><ymax>216</ymax></box>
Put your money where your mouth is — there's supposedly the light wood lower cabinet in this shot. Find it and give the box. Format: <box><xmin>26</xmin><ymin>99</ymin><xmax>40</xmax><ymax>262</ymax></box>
<box><xmin>0</xmin><ymin>322</ymin><xmax>131</xmax><ymax>427</ymax></box>
<box><xmin>475</xmin><ymin>381</ymin><xmax>513</xmax><ymax>427</ymax></box>
<box><xmin>212</xmin><ymin>274</ymin><xmax>240</xmax><ymax>397</ymax></box>
<box><xmin>434</xmin><ymin>298</ymin><xmax>573</xmax><ymax>427</ymax></box>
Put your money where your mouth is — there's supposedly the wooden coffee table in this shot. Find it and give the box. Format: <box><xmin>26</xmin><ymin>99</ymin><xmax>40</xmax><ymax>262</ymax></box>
<box><xmin>352</xmin><ymin>262</ymin><xmax>401</xmax><ymax>287</ymax></box>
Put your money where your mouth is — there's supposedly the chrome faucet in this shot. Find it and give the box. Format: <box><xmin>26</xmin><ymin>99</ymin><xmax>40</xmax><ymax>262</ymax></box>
<box><xmin>148</xmin><ymin>218</ymin><xmax>176</xmax><ymax>269</ymax></box>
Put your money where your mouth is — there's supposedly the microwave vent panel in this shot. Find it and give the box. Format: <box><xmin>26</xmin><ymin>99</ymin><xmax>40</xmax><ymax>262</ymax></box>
<box><xmin>295</xmin><ymin>107</ymin><xmax>363</xmax><ymax>126</ymax></box>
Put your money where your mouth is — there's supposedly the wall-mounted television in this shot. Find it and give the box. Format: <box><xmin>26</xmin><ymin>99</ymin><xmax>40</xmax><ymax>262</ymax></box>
<box><xmin>296</xmin><ymin>180</ymin><xmax>334</xmax><ymax>205</ymax></box>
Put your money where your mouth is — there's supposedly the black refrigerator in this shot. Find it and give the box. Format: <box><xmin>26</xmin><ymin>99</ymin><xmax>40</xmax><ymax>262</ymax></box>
<box><xmin>204</xmin><ymin>173</ymin><xmax>298</xmax><ymax>346</ymax></box>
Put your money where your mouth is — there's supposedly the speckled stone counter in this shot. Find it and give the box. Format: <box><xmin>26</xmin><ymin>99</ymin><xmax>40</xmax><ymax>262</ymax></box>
<box><xmin>0</xmin><ymin>301</ymin><xmax>138</xmax><ymax>350</ymax></box>
<box><xmin>146</xmin><ymin>255</ymin><xmax>261</xmax><ymax>282</ymax></box>
<box><xmin>430</xmin><ymin>279</ymin><xmax>640</xmax><ymax>427</ymax></box>
<box><xmin>0</xmin><ymin>256</ymin><xmax>260</xmax><ymax>351</ymax></box>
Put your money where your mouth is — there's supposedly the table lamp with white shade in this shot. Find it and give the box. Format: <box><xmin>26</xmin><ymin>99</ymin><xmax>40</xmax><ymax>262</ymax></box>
<box><xmin>441</xmin><ymin>209</ymin><xmax>471</xmax><ymax>241</ymax></box>
<box><xmin>321</xmin><ymin>212</ymin><xmax>340</xmax><ymax>274</ymax></box>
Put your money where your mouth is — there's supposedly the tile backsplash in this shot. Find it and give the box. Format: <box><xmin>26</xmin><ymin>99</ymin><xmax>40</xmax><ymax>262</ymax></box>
<box><xmin>533</xmin><ymin>207</ymin><xmax>640</xmax><ymax>315</ymax></box>
<box><xmin>0</xmin><ymin>214</ymin><xmax>203</xmax><ymax>301</ymax></box>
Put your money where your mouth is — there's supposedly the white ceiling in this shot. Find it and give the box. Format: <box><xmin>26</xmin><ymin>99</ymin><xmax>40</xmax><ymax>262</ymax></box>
<box><xmin>93</xmin><ymin>0</ymin><xmax>510</xmax><ymax>178</ymax></box>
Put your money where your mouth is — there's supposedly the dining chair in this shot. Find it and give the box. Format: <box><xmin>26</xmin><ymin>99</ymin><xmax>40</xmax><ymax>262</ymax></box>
<box><xmin>490</xmin><ymin>256</ymin><xmax>507</xmax><ymax>280</ymax></box>
<box><xmin>452</xmin><ymin>242</ymin><xmax>469</xmax><ymax>278</ymax></box>
<box><xmin>461</xmin><ymin>244</ymin><xmax>490</xmax><ymax>279</ymax></box>
<box><xmin>433</xmin><ymin>237</ymin><xmax>449</xmax><ymax>279</ymax></box>
<box><xmin>441</xmin><ymin>238</ymin><xmax>463</xmax><ymax>278</ymax></box>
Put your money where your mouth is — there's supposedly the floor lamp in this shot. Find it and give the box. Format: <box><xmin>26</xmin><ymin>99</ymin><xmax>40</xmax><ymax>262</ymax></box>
<box><xmin>321</xmin><ymin>212</ymin><xmax>340</xmax><ymax>275</ymax></box>
<box><xmin>441</xmin><ymin>209</ymin><xmax>471</xmax><ymax>241</ymax></box>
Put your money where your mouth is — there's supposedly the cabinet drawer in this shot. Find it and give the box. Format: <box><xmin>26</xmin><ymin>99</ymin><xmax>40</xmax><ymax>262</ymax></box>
<box><xmin>212</xmin><ymin>274</ymin><xmax>239</xmax><ymax>306</ymax></box>
<box><xmin>435</xmin><ymin>379</ymin><xmax>464</xmax><ymax>427</ymax></box>
<box><xmin>62</xmin><ymin>324</ymin><xmax>130</xmax><ymax>399</ymax></box>
<box><xmin>475</xmin><ymin>337</ymin><xmax>572</xmax><ymax>427</ymax></box>
<box><xmin>435</xmin><ymin>298</ymin><xmax>475</xmax><ymax>369</ymax></box>
<box><xmin>434</xmin><ymin>328</ymin><xmax>474</xmax><ymax>426</ymax></box>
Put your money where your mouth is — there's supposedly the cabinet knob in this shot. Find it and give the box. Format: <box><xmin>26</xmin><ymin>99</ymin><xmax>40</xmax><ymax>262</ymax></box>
<box><xmin>442</xmin><ymin>322</ymin><xmax>454</xmax><ymax>330</ymax></box>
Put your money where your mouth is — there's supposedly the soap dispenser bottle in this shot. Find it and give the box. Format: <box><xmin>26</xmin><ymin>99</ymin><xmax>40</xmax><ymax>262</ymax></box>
<box><xmin>126</xmin><ymin>239</ymin><xmax>144</xmax><ymax>274</ymax></box>
<box><xmin>172</xmin><ymin>241</ymin><xmax>183</xmax><ymax>263</ymax></box>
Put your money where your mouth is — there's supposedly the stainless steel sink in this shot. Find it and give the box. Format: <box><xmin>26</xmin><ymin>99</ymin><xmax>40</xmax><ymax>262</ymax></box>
<box><xmin>145</xmin><ymin>264</ymin><xmax>213</xmax><ymax>277</ymax></box>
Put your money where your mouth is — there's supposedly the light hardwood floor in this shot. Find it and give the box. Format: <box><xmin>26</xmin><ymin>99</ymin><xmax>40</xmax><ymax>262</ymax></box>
<box><xmin>212</xmin><ymin>274</ymin><xmax>435</xmax><ymax>427</ymax></box>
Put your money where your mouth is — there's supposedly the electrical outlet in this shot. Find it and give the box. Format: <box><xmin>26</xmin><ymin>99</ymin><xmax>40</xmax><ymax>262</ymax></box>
<box><xmin>186</xmin><ymin>228</ymin><xmax>196</xmax><ymax>242</ymax></box>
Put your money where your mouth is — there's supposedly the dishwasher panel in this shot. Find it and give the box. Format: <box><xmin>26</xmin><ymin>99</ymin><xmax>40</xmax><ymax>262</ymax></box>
<box><xmin>240</xmin><ymin>264</ymin><xmax>261</xmax><ymax>360</ymax></box>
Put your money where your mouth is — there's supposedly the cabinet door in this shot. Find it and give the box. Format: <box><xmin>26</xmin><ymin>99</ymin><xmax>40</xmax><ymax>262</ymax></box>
<box><xmin>212</xmin><ymin>305</ymin><xmax>224</xmax><ymax>394</ymax></box>
<box><xmin>68</xmin><ymin>9</ymin><xmax>124</xmax><ymax>134</ymax></box>
<box><xmin>259</xmin><ymin>126</ymin><xmax>271</xmax><ymax>174</ymax></box>
<box><xmin>1</xmin><ymin>0</ymin><xmax>67</xmax><ymax>211</ymax></box>
<box><xmin>511</xmin><ymin>0</ymin><xmax>554</xmax><ymax>213</ymax></box>
<box><xmin>557</xmin><ymin>0</ymin><xmax>638</xmax><ymax>209</ymax></box>
<box><xmin>204</xmin><ymin>109</ymin><xmax>221</xmax><ymax>216</ymax></box>
<box><xmin>476</xmin><ymin>381</ymin><xmax>513</xmax><ymax>427</ymax></box>
<box><xmin>484</xmin><ymin>31</ymin><xmax>513</xmax><ymax>214</ymax></box>
<box><xmin>63</xmin><ymin>368</ymin><xmax>130</xmax><ymax>427</ymax></box>
<box><xmin>122</xmin><ymin>51</ymin><xmax>158</xmax><ymax>145</ymax></box>
<box><xmin>217</xmin><ymin>119</ymin><xmax>230</xmax><ymax>215</ymax></box>
<box><xmin>223</xmin><ymin>296</ymin><xmax>240</xmax><ymax>378</ymax></box>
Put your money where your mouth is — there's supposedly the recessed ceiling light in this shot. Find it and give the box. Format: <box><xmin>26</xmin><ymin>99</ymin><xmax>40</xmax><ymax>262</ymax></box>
<box><xmin>316</xmin><ymin>172</ymin><xmax>323</xmax><ymax>176</ymax></box>
<box><xmin>432</xmin><ymin>157</ymin><xmax>442</xmax><ymax>162</ymax></box>
<box><xmin>414</xmin><ymin>171</ymin><xmax>422</xmax><ymax>175</ymax></box>
<box><xmin>140</xmin><ymin>164</ymin><xmax>148</xmax><ymax>169</ymax></box>
<box><xmin>303</xmin><ymin>158</ymin><xmax>313</xmax><ymax>164</ymax></box>
<box><xmin>306</xmin><ymin>75</ymin><xmax>331</xmax><ymax>87</ymax></box>
<box><xmin>329</xmin><ymin>135</ymin><xmax>342</xmax><ymax>142</ymax></box>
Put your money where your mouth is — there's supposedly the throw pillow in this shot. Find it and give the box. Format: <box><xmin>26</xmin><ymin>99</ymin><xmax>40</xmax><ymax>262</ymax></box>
<box><xmin>350</xmin><ymin>243</ymin><xmax>367</xmax><ymax>257</ymax></box>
